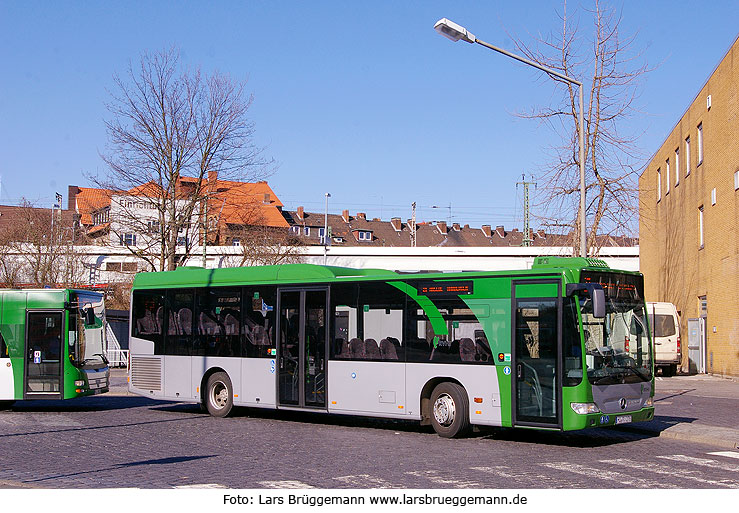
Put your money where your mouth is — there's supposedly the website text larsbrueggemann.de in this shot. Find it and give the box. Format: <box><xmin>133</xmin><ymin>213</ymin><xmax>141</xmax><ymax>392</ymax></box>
<box><xmin>223</xmin><ymin>493</ymin><xmax>528</xmax><ymax>507</ymax></box>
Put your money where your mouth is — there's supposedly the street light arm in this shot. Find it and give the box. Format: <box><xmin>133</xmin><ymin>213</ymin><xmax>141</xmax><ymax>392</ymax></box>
<box><xmin>472</xmin><ymin>38</ymin><xmax>582</xmax><ymax>87</ymax></box>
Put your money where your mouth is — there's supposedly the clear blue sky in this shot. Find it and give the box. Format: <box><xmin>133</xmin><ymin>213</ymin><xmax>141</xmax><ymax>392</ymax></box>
<box><xmin>1</xmin><ymin>1</ymin><xmax>737</xmax><ymax>230</ymax></box>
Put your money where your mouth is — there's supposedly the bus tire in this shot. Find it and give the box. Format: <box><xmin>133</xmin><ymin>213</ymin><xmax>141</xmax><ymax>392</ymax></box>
<box><xmin>205</xmin><ymin>372</ymin><xmax>233</xmax><ymax>418</ymax></box>
<box><xmin>0</xmin><ymin>400</ymin><xmax>14</xmax><ymax>410</ymax></box>
<box><xmin>429</xmin><ymin>382</ymin><xmax>470</xmax><ymax>438</ymax></box>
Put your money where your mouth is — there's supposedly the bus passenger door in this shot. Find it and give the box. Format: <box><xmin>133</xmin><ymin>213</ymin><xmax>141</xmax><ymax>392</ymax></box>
<box><xmin>512</xmin><ymin>281</ymin><xmax>561</xmax><ymax>427</ymax></box>
<box><xmin>277</xmin><ymin>289</ymin><xmax>328</xmax><ymax>409</ymax></box>
<box><xmin>25</xmin><ymin>311</ymin><xmax>64</xmax><ymax>399</ymax></box>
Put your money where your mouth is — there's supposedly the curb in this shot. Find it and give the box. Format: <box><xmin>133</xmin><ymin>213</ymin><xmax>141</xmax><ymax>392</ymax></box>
<box><xmin>617</xmin><ymin>422</ymin><xmax>739</xmax><ymax>450</ymax></box>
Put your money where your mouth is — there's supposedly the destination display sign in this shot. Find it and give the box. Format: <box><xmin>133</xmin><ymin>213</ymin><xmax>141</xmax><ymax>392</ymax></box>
<box><xmin>581</xmin><ymin>271</ymin><xmax>644</xmax><ymax>300</ymax></box>
<box><xmin>417</xmin><ymin>281</ymin><xmax>474</xmax><ymax>297</ymax></box>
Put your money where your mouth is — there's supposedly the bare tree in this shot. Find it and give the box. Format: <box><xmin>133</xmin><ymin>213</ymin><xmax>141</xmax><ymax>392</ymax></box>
<box><xmin>509</xmin><ymin>1</ymin><xmax>651</xmax><ymax>254</ymax></box>
<box><xmin>93</xmin><ymin>48</ymin><xmax>272</xmax><ymax>271</ymax></box>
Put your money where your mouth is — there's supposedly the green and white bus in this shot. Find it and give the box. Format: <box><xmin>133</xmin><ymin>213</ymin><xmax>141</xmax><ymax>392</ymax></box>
<box><xmin>0</xmin><ymin>289</ymin><xmax>110</xmax><ymax>407</ymax></box>
<box><xmin>128</xmin><ymin>257</ymin><xmax>654</xmax><ymax>437</ymax></box>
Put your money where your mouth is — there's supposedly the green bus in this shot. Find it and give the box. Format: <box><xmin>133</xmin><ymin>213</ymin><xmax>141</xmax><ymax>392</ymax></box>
<box><xmin>128</xmin><ymin>257</ymin><xmax>654</xmax><ymax>437</ymax></box>
<box><xmin>0</xmin><ymin>289</ymin><xmax>110</xmax><ymax>407</ymax></box>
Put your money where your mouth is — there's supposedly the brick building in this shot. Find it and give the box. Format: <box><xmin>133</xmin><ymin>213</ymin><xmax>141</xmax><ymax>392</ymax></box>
<box><xmin>639</xmin><ymin>35</ymin><xmax>739</xmax><ymax>377</ymax></box>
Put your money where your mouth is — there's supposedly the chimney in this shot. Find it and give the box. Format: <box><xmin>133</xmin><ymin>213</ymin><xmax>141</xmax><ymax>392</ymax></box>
<box><xmin>296</xmin><ymin>206</ymin><xmax>304</xmax><ymax>222</ymax></box>
<box><xmin>390</xmin><ymin>217</ymin><xmax>402</xmax><ymax>232</ymax></box>
<box><xmin>481</xmin><ymin>225</ymin><xmax>492</xmax><ymax>238</ymax></box>
<box><xmin>357</xmin><ymin>212</ymin><xmax>366</xmax><ymax>221</ymax></box>
<box><xmin>452</xmin><ymin>223</ymin><xmax>461</xmax><ymax>231</ymax></box>
<box><xmin>342</xmin><ymin>209</ymin><xmax>350</xmax><ymax>223</ymax></box>
<box><xmin>68</xmin><ymin>185</ymin><xmax>79</xmax><ymax>211</ymax></box>
<box><xmin>437</xmin><ymin>221</ymin><xmax>447</xmax><ymax>235</ymax></box>
<box><xmin>263</xmin><ymin>193</ymin><xmax>271</xmax><ymax>204</ymax></box>
<box><xmin>495</xmin><ymin>225</ymin><xmax>505</xmax><ymax>238</ymax></box>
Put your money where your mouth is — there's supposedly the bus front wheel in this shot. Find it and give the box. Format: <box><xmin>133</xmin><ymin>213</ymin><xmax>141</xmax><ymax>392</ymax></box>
<box><xmin>429</xmin><ymin>382</ymin><xmax>470</xmax><ymax>438</ymax></box>
<box><xmin>205</xmin><ymin>372</ymin><xmax>233</xmax><ymax>418</ymax></box>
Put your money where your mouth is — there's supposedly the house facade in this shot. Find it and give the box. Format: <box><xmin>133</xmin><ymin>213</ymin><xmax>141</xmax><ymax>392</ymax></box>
<box><xmin>639</xmin><ymin>35</ymin><xmax>739</xmax><ymax>377</ymax></box>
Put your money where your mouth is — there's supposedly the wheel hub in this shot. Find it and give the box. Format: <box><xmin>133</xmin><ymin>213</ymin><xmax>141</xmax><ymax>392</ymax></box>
<box><xmin>433</xmin><ymin>393</ymin><xmax>456</xmax><ymax>426</ymax></box>
<box><xmin>211</xmin><ymin>381</ymin><xmax>228</xmax><ymax>409</ymax></box>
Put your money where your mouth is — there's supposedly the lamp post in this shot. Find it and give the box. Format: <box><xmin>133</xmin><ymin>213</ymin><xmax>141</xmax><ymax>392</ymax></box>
<box><xmin>324</xmin><ymin>192</ymin><xmax>331</xmax><ymax>265</ymax></box>
<box><xmin>434</xmin><ymin>18</ymin><xmax>587</xmax><ymax>258</ymax></box>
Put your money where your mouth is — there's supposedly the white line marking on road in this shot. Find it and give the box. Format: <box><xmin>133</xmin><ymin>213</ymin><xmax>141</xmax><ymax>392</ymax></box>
<box><xmin>608</xmin><ymin>458</ymin><xmax>736</xmax><ymax>487</ymax></box>
<box><xmin>471</xmin><ymin>466</ymin><xmax>564</xmax><ymax>487</ymax></box>
<box><xmin>405</xmin><ymin>470</ymin><xmax>483</xmax><ymax>488</ymax></box>
<box><xmin>709</xmin><ymin>451</ymin><xmax>739</xmax><ymax>461</ymax></box>
<box><xmin>258</xmin><ymin>480</ymin><xmax>315</xmax><ymax>489</ymax></box>
<box><xmin>334</xmin><ymin>474</ymin><xmax>403</xmax><ymax>488</ymax></box>
<box><xmin>658</xmin><ymin>454</ymin><xmax>739</xmax><ymax>473</ymax></box>
<box><xmin>174</xmin><ymin>483</ymin><xmax>228</xmax><ymax>489</ymax></box>
<box><xmin>540</xmin><ymin>462</ymin><xmax>677</xmax><ymax>489</ymax></box>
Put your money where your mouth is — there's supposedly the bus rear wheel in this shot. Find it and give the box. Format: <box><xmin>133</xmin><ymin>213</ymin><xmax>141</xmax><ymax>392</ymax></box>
<box><xmin>205</xmin><ymin>372</ymin><xmax>233</xmax><ymax>417</ymax></box>
<box><xmin>429</xmin><ymin>382</ymin><xmax>470</xmax><ymax>438</ymax></box>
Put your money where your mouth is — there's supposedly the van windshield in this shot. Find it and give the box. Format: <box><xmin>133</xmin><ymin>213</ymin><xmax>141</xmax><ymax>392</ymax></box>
<box><xmin>648</xmin><ymin>314</ymin><xmax>676</xmax><ymax>337</ymax></box>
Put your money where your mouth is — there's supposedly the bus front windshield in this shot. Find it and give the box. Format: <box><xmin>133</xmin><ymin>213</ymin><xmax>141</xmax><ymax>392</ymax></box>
<box><xmin>580</xmin><ymin>272</ymin><xmax>652</xmax><ymax>385</ymax></box>
<box><xmin>70</xmin><ymin>292</ymin><xmax>107</xmax><ymax>368</ymax></box>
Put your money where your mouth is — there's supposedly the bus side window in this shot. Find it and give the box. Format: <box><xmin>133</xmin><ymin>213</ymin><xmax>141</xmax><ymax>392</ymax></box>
<box><xmin>244</xmin><ymin>287</ymin><xmax>276</xmax><ymax>358</ymax></box>
<box><xmin>0</xmin><ymin>331</ymin><xmax>7</xmax><ymax>358</ymax></box>
<box><xmin>132</xmin><ymin>290</ymin><xmax>165</xmax><ymax>353</ymax></box>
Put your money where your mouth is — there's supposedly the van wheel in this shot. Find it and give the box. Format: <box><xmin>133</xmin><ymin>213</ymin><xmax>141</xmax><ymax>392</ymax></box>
<box><xmin>669</xmin><ymin>364</ymin><xmax>678</xmax><ymax>376</ymax></box>
<box><xmin>205</xmin><ymin>372</ymin><xmax>233</xmax><ymax>417</ymax></box>
<box><xmin>429</xmin><ymin>382</ymin><xmax>470</xmax><ymax>438</ymax></box>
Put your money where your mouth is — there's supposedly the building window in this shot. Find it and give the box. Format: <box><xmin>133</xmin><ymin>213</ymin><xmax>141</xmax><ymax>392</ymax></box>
<box><xmin>698</xmin><ymin>206</ymin><xmax>704</xmax><ymax>249</ymax></box>
<box><xmin>177</xmin><ymin>236</ymin><xmax>189</xmax><ymax>246</ymax></box>
<box><xmin>289</xmin><ymin>226</ymin><xmax>301</xmax><ymax>235</ymax></box>
<box><xmin>120</xmin><ymin>233</ymin><xmax>137</xmax><ymax>246</ymax></box>
<box><xmin>656</xmin><ymin>168</ymin><xmax>662</xmax><ymax>202</ymax></box>
<box><xmin>697</xmin><ymin>123</ymin><xmax>703</xmax><ymax>165</ymax></box>
<box><xmin>711</xmin><ymin>188</ymin><xmax>716</xmax><ymax>206</ymax></box>
<box><xmin>231</xmin><ymin>238</ymin><xmax>241</xmax><ymax>247</ymax></box>
<box><xmin>303</xmin><ymin>226</ymin><xmax>310</xmax><ymax>236</ymax></box>
<box><xmin>685</xmin><ymin>136</ymin><xmax>691</xmax><ymax>176</ymax></box>
<box><xmin>735</xmin><ymin>170</ymin><xmax>739</xmax><ymax>190</ymax></box>
<box><xmin>665</xmin><ymin>159</ymin><xmax>670</xmax><ymax>194</ymax></box>
<box><xmin>357</xmin><ymin>231</ymin><xmax>372</xmax><ymax>241</ymax></box>
<box><xmin>147</xmin><ymin>220</ymin><xmax>160</xmax><ymax>234</ymax></box>
<box><xmin>318</xmin><ymin>227</ymin><xmax>326</xmax><ymax>245</ymax></box>
<box><xmin>674</xmin><ymin>148</ymin><xmax>680</xmax><ymax>186</ymax></box>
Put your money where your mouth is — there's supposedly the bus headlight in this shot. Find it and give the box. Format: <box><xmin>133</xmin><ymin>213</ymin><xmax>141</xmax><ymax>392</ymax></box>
<box><xmin>74</xmin><ymin>380</ymin><xmax>85</xmax><ymax>387</ymax></box>
<box><xmin>570</xmin><ymin>402</ymin><xmax>600</xmax><ymax>415</ymax></box>
<box><xmin>645</xmin><ymin>397</ymin><xmax>654</xmax><ymax>407</ymax></box>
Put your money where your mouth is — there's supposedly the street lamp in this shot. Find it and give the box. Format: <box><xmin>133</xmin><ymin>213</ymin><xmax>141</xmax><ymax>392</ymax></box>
<box><xmin>434</xmin><ymin>18</ymin><xmax>587</xmax><ymax>258</ymax></box>
<box><xmin>324</xmin><ymin>192</ymin><xmax>331</xmax><ymax>265</ymax></box>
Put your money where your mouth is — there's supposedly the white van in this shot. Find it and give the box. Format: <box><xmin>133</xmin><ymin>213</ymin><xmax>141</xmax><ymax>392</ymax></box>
<box><xmin>647</xmin><ymin>302</ymin><xmax>681</xmax><ymax>376</ymax></box>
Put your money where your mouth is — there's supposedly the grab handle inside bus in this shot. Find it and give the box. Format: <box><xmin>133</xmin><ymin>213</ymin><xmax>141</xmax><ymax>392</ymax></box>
<box><xmin>566</xmin><ymin>283</ymin><xmax>605</xmax><ymax>318</ymax></box>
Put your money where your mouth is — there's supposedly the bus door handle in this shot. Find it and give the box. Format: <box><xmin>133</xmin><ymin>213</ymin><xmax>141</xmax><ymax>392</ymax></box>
<box><xmin>517</xmin><ymin>364</ymin><xmax>523</xmax><ymax>379</ymax></box>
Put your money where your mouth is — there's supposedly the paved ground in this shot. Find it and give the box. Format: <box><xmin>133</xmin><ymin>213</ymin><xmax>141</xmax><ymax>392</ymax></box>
<box><xmin>0</xmin><ymin>370</ymin><xmax>736</xmax><ymax>489</ymax></box>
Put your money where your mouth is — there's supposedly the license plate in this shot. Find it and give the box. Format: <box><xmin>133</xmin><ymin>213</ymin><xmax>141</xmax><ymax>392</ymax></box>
<box><xmin>615</xmin><ymin>415</ymin><xmax>632</xmax><ymax>425</ymax></box>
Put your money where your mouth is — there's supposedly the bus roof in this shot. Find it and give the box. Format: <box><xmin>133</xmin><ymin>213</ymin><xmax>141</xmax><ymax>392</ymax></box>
<box><xmin>131</xmin><ymin>257</ymin><xmax>623</xmax><ymax>290</ymax></box>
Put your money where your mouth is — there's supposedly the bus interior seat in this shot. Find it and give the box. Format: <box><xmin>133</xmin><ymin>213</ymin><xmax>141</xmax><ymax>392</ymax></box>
<box><xmin>349</xmin><ymin>338</ymin><xmax>365</xmax><ymax>359</ymax></box>
<box><xmin>199</xmin><ymin>312</ymin><xmax>221</xmax><ymax>335</ymax></box>
<box><xmin>221</xmin><ymin>310</ymin><xmax>240</xmax><ymax>335</ymax></box>
<box><xmin>178</xmin><ymin>308</ymin><xmax>192</xmax><ymax>335</ymax></box>
<box><xmin>364</xmin><ymin>338</ymin><xmax>380</xmax><ymax>359</ymax></box>
<box><xmin>379</xmin><ymin>338</ymin><xmax>398</xmax><ymax>360</ymax></box>
<box><xmin>459</xmin><ymin>338</ymin><xmax>476</xmax><ymax>361</ymax></box>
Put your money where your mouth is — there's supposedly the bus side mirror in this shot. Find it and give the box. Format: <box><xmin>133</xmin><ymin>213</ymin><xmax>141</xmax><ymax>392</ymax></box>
<box><xmin>566</xmin><ymin>283</ymin><xmax>605</xmax><ymax>319</ymax></box>
<box><xmin>591</xmin><ymin>288</ymin><xmax>605</xmax><ymax>319</ymax></box>
<box><xmin>84</xmin><ymin>307</ymin><xmax>96</xmax><ymax>326</ymax></box>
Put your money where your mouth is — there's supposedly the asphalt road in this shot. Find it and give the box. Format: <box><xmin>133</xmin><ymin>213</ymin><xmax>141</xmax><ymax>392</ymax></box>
<box><xmin>0</xmin><ymin>372</ymin><xmax>737</xmax><ymax>489</ymax></box>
